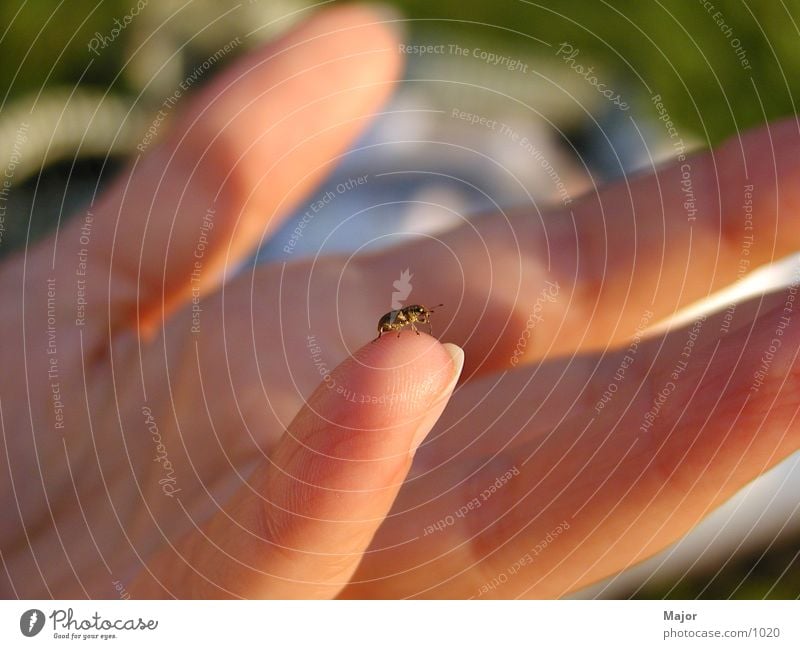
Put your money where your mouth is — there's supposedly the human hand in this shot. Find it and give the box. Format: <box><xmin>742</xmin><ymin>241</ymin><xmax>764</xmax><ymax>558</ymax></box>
<box><xmin>3</xmin><ymin>3</ymin><xmax>800</xmax><ymax>600</ymax></box>
<box><xmin>0</xmin><ymin>5</ymin><xmax>464</xmax><ymax>599</ymax></box>
<box><xmin>335</xmin><ymin>117</ymin><xmax>800</xmax><ymax>597</ymax></box>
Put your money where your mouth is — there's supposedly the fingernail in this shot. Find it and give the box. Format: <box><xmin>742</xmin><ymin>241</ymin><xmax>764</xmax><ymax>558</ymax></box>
<box><xmin>409</xmin><ymin>343</ymin><xmax>465</xmax><ymax>455</ymax></box>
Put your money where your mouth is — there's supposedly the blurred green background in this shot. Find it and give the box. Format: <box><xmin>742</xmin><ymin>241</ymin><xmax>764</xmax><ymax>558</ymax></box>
<box><xmin>2</xmin><ymin>0</ymin><xmax>799</xmax><ymax>143</ymax></box>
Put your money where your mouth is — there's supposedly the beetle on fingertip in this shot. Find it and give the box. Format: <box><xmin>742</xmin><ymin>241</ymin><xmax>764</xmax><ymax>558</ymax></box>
<box><xmin>374</xmin><ymin>304</ymin><xmax>443</xmax><ymax>341</ymax></box>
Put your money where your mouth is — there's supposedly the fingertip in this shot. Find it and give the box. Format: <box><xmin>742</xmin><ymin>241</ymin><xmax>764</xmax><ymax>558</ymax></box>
<box><xmin>306</xmin><ymin>2</ymin><xmax>405</xmax><ymax>47</ymax></box>
<box><xmin>354</xmin><ymin>333</ymin><xmax>462</xmax><ymax>403</ymax></box>
<box><xmin>441</xmin><ymin>342</ymin><xmax>465</xmax><ymax>384</ymax></box>
<box><xmin>408</xmin><ymin>341</ymin><xmax>464</xmax><ymax>454</ymax></box>
<box><xmin>358</xmin><ymin>330</ymin><xmax>456</xmax><ymax>367</ymax></box>
<box><xmin>291</xmin><ymin>334</ymin><xmax>462</xmax><ymax>462</ymax></box>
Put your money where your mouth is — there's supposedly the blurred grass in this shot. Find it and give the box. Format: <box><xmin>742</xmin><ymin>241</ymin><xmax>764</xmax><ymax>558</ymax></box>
<box><xmin>383</xmin><ymin>0</ymin><xmax>800</xmax><ymax>143</ymax></box>
<box><xmin>3</xmin><ymin>1</ymin><xmax>799</xmax><ymax>143</ymax></box>
<box><xmin>631</xmin><ymin>528</ymin><xmax>800</xmax><ymax>599</ymax></box>
<box><xmin>0</xmin><ymin>0</ymin><xmax>129</xmax><ymax>99</ymax></box>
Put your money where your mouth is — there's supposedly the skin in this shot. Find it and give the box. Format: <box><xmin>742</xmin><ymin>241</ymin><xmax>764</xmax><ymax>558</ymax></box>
<box><xmin>1</xmin><ymin>5</ymin><xmax>800</xmax><ymax>599</ymax></box>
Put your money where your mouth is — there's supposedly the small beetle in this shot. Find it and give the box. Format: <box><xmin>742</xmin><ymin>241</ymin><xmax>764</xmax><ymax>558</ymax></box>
<box><xmin>374</xmin><ymin>304</ymin><xmax>443</xmax><ymax>340</ymax></box>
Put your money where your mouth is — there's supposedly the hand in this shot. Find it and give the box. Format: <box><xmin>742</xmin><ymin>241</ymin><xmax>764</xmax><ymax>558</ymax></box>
<box><xmin>1</xmin><ymin>5</ymin><xmax>459</xmax><ymax>599</ymax></box>
<box><xmin>2</xmin><ymin>4</ymin><xmax>799</xmax><ymax>600</ymax></box>
<box><xmin>336</xmin><ymin>117</ymin><xmax>800</xmax><ymax>598</ymax></box>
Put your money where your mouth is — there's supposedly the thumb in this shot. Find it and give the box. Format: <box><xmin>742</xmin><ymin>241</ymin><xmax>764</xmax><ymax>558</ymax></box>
<box><xmin>130</xmin><ymin>335</ymin><xmax>464</xmax><ymax>598</ymax></box>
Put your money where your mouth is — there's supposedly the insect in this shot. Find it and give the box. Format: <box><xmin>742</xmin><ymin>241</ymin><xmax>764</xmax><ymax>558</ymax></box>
<box><xmin>374</xmin><ymin>304</ymin><xmax>444</xmax><ymax>340</ymax></box>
